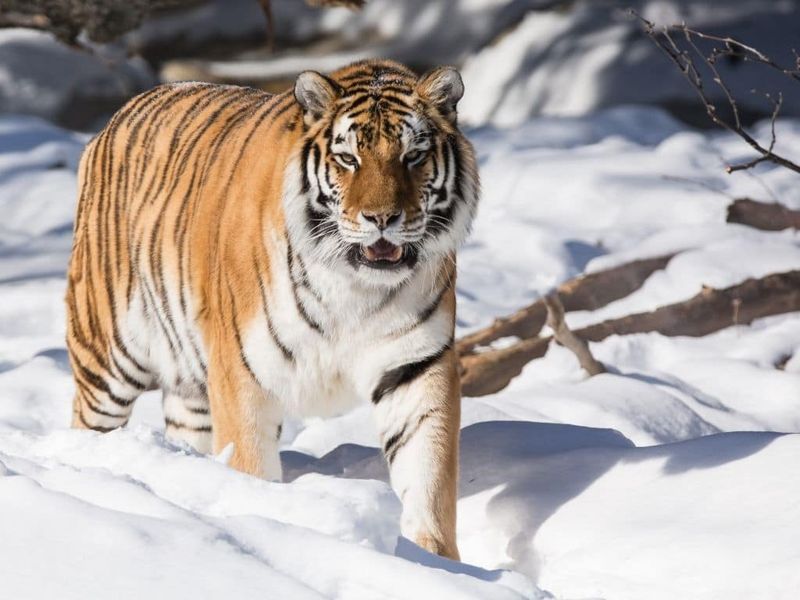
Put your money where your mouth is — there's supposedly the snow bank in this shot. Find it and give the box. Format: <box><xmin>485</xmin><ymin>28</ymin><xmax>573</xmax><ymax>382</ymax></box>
<box><xmin>0</xmin><ymin>427</ymin><xmax>536</xmax><ymax>600</ymax></box>
<box><xmin>1</xmin><ymin>107</ymin><xmax>799</xmax><ymax>598</ymax></box>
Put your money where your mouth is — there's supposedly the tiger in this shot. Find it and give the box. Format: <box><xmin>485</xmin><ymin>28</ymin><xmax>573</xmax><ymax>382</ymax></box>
<box><xmin>65</xmin><ymin>59</ymin><xmax>479</xmax><ymax>559</ymax></box>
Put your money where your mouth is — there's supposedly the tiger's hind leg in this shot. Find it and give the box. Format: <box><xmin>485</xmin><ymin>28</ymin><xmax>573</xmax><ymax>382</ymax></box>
<box><xmin>163</xmin><ymin>389</ymin><xmax>213</xmax><ymax>454</ymax></box>
<box><xmin>71</xmin><ymin>368</ymin><xmax>144</xmax><ymax>433</ymax></box>
<box><xmin>68</xmin><ymin>327</ymin><xmax>155</xmax><ymax>433</ymax></box>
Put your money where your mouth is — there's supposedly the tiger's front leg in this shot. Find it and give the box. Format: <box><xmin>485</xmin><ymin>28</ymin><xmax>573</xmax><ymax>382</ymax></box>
<box><xmin>372</xmin><ymin>346</ymin><xmax>461</xmax><ymax>560</ymax></box>
<box><xmin>206</xmin><ymin>342</ymin><xmax>283</xmax><ymax>481</ymax></box>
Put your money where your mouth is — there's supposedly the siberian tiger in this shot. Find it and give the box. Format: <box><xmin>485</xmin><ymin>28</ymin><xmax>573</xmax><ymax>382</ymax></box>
<box><xmin>66</xmin><ymin>59</ymin><xmax>479</xmax><ymax>559</ymax></box>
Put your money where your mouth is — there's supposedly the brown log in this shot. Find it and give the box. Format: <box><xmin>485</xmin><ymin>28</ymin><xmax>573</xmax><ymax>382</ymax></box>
<box><xmin>457</xmin><ymin>254</ymin><xmax>674</xmax><ymax>355</ymax></box>
<box><xmin>460</xmin><ymin>270</ymin><xmax>800</xmax><ymax>397</ymax></box>
<box><xmin>727</xmin><ymin>198</ymin><xmax>800</xmax><ymax>231</ymax></box>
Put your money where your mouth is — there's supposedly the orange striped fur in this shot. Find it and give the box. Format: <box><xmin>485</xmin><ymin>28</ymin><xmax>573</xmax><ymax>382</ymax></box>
<box><xmin>67</xmin><ymin>60</ymin><xmax>479</xmax><ymax>558</ymax></box>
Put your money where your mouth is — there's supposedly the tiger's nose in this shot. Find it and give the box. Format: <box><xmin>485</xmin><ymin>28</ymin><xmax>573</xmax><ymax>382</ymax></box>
<box><xmin>362</xmin><ymin>210</ymin><xmax>402</xmax><ymax>231</ymax></box>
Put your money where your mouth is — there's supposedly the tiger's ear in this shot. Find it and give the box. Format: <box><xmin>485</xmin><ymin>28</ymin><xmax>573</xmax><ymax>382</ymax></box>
<box><xmin>294</xmin><ymin>71</ymin><xmax>341</xmax><ymax>123</ymax></box>
<box><xmin>416</xmin><ymin>67</ymin><xmax>464</xmax><ymax>123</ymax></box>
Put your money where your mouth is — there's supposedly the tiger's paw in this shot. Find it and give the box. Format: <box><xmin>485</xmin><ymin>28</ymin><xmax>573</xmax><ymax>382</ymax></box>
<box><xmin>414</xmin><ymin>532</ymin><xmax>460</xmax><ymax>561</ymax></box>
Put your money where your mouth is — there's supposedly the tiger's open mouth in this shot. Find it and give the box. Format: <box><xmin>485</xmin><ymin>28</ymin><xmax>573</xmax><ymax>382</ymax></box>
<box><xmin>348</xmin><ymin>239</ymin><xmax>418</xmax><ymax>271</ymax></box>
<box><xmin>363</xmin><ymin>239</ymin><xmax>403</xmax><ymax>263</ymax></box>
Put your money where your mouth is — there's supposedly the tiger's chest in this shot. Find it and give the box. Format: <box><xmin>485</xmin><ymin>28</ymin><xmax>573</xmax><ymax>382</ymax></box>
<box><xmin>240</xmin><ymin>308</ymin><xmax>392</xmax><ymax>418</ymax></box>
<box><xmin>239</xmin><ymin>260</ymin><xmax>450</xmax><ymax>418</ymax></box>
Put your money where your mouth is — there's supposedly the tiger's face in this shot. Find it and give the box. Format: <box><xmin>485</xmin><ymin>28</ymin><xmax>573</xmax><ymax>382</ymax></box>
<box><xmin>288</xmin><ymin>60</ymin><xmax>479</xmax><ymax>287</ymax></box>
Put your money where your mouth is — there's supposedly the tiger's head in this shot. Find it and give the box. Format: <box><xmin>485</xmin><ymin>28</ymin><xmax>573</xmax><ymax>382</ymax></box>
<box><xmin>285</xmin><ymin>60</ymin><xmax>479</xmax><ymax>287</ymax></box>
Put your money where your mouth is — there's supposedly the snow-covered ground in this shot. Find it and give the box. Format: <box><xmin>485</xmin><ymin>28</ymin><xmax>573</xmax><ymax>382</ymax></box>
<box><xmin>1</xmin><ymin>108</ymin><xmax>799</xmax><ymax>599</ymax></box>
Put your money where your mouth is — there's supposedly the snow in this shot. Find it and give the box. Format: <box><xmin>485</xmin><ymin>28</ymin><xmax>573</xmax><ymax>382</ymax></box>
<box><xmin>1</xmin><ymin>107</ymin><xmax>799</xmax><ymax>599</ymax></box>
<box><xmin>0</xmin><ymin>29</ymin><xmax>155</xmax><ymax>129</ymax></box>
<box><xmin>458</xmin><ymin>1</ymin><xmax>800</xmax><ymax>126</ymax></box>
<box><xmin>138</xmin><ymin>1</ymin><xmax>800</xmax><ymax>127</ymax></box>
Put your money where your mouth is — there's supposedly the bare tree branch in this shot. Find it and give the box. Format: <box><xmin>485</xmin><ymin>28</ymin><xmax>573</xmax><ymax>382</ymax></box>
<box><xmin>543</xmin><ymin>293</ymin><xmax>606</xmax><ymax>376</ymax></box>
<box><xmin>686</xmin><ymin>27</ymin><xmax>800</xmax><ymax>83</ymax></box>
<box><xmin>631</xmin><ymin>10</ymin><xmax>800</xmax><ymax>175</ymax></box>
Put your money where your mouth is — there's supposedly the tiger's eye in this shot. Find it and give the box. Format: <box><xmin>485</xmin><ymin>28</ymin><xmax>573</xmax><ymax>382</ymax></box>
<box><xmin>404</xmin><ymin>150</ymin><xmax>426</xmax><ymax>165</ymax></box>
<box><xmin>335</xmin><ymin>153</ymin><xmax>358</xmax><ymax>168</ymax></box>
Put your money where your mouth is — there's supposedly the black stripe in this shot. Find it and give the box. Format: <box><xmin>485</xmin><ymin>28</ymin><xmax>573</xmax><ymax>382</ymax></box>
<box><xmin>300</xmin><ymin>138</ymin><xmax>315</xmax><ymax>193</ymax></box>
<box><xmin>372</xmin><ymin>343</ymin><xmax>450</xmax><ymax>404</ymax></box>
<box><xmin>338</xmin><ymin>69</ymin><xmax>374</xmax><ymax>81</ymax></box>
<box><xmin>448</xmin><ymin>135</ymin><xmax>465</xmax><ymax>201</ymax></box>
<box><xmin>343</xmin><ymin>84</ymin><xmax>413</xmax><ymax>97</ymax></box>
<box><xmin>417</xmin><ymin>284</ymin><xmax>449</xmax><ymax>326</ymax></box>
<box><xmin>77</xmin><ymin>382</ymin><xmax>129</xmax><ymax>419</ymax></box>
<box><xmin>225</xmin><ymin>278</ymin><xmax>262</xmax><ymax>380</ymax></box>
<box><xmin>83</xmin><ymin>399</ymin><xmax>127</xmax><ymax>420</ymax></box>
<box><xmin>341</xmin><ymin>94</ymin><xmax>374</xmax><ymax>113</ymax></box>
<box><xmin>76</xmin><ymin>364</ymin><xmax>134</xmax><ymax>407</ymax></box>
<box><xmin>430</xmin><ymin>138</ymin><xmax>440</xmax><ymax>182</ymax></box>
<box><xmin>291</xmin><ymin>244</ymin><xmax>324</xmax><ymax>304</ymax></box>
<box><xmin>165</xmin><ymin>416</ymin><xmax>212</xmax><ymax>432</ymax></box>
<box><xmin>110</xmin><ymin>353</ymin><xmax>149</xmax><ymax>391</ymax></box>
<box><xmin>109</xmin><ymin>328</ymin><xmax>150</xmax><ymax>379</ymax></box>
<box><xmin>387</xmin><ymin>280</ymin><xmax>450</xmax><ymax>336</ymax></box>
<box><xmin>286</xmin><ymin>242</ymin><xmax>323</xmax><ymax>334</ymax></box>
<box><xmin>306</xmin><ymin>200</ymin><xmax>336</xmax><ymax>244</ymax></box>
<box><xmin>77</xmin><ymin>411</ymin><xmax>115</xmax><ymax>433</ymax></box>
<box><xmin>140</xmin><ymin>278</ymin><xmax>182</xmax><ymax>367</ymax></box>
<box><xmin>383</xmin><ymin>428</ymin><xmax>405</xmax><ymax>459</ymax></box>
<box><xmin>253</xmin><ymin>256</ymin><xmax>295</xmax><ymax>363</ymax></box>
<box><xmin>322</xmin><ymin>161</ymin><xmax>336</xmax><ymax>197</ymax></box>
<box><xmin>383</xmin><ymin>410</ymin><xmax>435</xmax><ymax>464</ymax></box>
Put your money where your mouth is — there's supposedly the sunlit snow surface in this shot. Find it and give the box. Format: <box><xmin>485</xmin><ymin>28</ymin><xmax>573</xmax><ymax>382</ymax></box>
<box><xmin>1</xmin><ymin>110</ymin><xmax>799</xmax><ymax>599</ymax></box>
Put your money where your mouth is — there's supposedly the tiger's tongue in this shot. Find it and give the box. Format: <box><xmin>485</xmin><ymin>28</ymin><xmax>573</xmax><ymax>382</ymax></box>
<box><xmin>363</xmin><ymin>239</ymin><xmax>403</xmax><ymax>262</ymax></box>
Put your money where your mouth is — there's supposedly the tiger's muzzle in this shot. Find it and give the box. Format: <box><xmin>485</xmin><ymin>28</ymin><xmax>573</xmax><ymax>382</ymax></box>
<box><xmin>346</xmin><ymin>239</ymin><xmax>419</xmax><ymax>271</ymax></box>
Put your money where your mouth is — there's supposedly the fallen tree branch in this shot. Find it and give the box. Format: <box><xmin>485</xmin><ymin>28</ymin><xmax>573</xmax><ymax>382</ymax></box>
<box><xmin>543</xmin><ymin>293</ymin><xmax>606</xmax><ymax>376</ymax></box>
<box><xmin>727</xmin><ymin>198</ymin><xmax>800</xmax><ymax>231</ymax></box>
<box><xmin>460</xmin><ymin>270</ymin><xmax>800</xmax><ymax>396</ymax></box>
<box><xmin>457</xmin><ymin>254</ymin><xmax>674</xmax><ymax>355</ymax></box>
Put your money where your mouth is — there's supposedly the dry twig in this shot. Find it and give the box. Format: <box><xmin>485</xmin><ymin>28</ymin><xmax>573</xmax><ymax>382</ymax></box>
<box><xmin>543</xmin><ymin>293</ymin><xmax>606</xmax><ymax>376</ymax></box>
